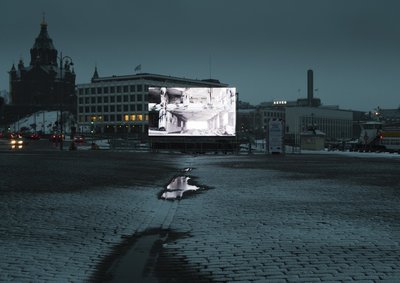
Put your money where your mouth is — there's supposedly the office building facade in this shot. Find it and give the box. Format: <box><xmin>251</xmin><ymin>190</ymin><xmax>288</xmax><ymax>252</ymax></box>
<box><xmin>76</xmin><ymin>72</ymin><xmax>227</xmax><ymax>136</ymax></box>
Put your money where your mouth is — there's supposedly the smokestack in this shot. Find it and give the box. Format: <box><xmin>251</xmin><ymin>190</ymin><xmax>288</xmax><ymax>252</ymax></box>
<box><xmin>307</xmin><ymin>69</ymin><xmax>313</xmax><ymax>106</ymax></box>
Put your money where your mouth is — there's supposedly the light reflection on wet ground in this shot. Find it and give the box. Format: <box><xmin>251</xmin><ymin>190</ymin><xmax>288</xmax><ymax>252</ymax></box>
<box><xmin>161</xmin><ymin>176</ymin><xmax>201</xmax><ymax>200</ymax></box>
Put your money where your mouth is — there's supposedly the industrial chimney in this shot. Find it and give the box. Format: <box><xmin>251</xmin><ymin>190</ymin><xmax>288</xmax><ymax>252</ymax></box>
<box><xmin>307</xmin><ymin>69</ymin><xmax>313</xmax><ymax>106</ymax></box>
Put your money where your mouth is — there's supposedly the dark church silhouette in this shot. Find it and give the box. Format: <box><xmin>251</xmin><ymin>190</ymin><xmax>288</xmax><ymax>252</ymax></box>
<box><xmin>1</xmin><ymin>17</ymin><xmax>76</xmax><ymax>127</ymax></box>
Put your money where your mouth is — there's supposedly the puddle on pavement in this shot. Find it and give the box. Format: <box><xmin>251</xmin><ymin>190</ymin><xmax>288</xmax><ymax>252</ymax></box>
<box><xmin>92</xmin><ymin>229</ymin><xmax>165</xmax><ymax>282</ymax></box>
<box><xmin>160</xmin><ymin>176</ymin><xmax>201</xmax><ymax>200</ymax></box>
<box><xmin>160</xmin><ymin>168</ymin><xmax>210</xmax><ymax>200</ymax></box>
<box><xmin>92</xmin><ymin>229</ymin><xmax>196</xmax><ymax>283</ymax></box>
<box><xmin>93</xmin><ymin>167</ymin><xmax>212</xmax><ymax>282</ymax></box>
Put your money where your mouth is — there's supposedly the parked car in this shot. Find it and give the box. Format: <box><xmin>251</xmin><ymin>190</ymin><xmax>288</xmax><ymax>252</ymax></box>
<box><xmin>27</xmin><ymin>133</ymin><xmax>41</xmax><ymax>140</ymax></box>
<box><xmin>73</xmin><ymin>135</ymin><xmax>85</xmax><ymax>143</ymax></box>
<box><xmin>50</xmin><ymin>133</ymin><xmax>64</xmax><ymax>143</ymax></box>
<box><xmin>8</xmin><ymin>132</ymin><xmax>22</xmax><ymax>139</ymax></box>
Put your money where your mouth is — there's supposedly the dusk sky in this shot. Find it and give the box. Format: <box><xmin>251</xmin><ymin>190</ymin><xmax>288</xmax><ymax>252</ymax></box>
<box><xmin>1</xmin><ymin>0</ymin><xmax>400</xmax><ymax>111</ymax></box>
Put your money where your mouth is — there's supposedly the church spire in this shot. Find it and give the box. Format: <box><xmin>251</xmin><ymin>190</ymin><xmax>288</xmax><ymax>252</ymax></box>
<box><xmin>30</xmin><ymin>16</ymin><xmax>57</xmax><ymax>66</ymax></box>
<box><xmin>41</xmin><ymin>12</ymin><xmax>47</xmax><ymax>28</ymax></box>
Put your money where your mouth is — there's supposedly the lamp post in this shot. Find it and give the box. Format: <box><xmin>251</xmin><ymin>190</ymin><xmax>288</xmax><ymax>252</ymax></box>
<box><xmin>58</xmin><ymin>52</ymin><xmax>74</xmax><ymax>150</ymax></box>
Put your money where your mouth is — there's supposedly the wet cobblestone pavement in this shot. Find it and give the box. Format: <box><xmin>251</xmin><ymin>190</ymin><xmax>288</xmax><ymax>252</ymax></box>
<box><xmin>0</xmin><ymin>151</ymin><xmax>399</xmax><ymax>282</ymax></box>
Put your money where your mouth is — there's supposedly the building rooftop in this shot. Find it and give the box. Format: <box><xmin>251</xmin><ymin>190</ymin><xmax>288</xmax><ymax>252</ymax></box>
<box><xmin>89</xmin><ymin>73</ymin><xmax>228</xmax><ymax>87</ymax></box>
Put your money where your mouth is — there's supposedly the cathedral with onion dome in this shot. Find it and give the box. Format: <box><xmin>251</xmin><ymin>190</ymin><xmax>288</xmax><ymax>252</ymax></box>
<box><xmin>3</xmin><ymin>16</ymin><xmax>76</xmax><ymax>125</ymax></box>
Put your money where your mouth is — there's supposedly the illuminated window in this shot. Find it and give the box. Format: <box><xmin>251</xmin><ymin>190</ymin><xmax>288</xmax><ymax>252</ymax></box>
<box><xmin>124</xmin><ymin>114</ymin><xmax>129</xmax><ymax>122</ymax></box>
<box><xmin>130</xmin><ymin>114</ymin><xmax>136</xmax><ymax>121</ymax></box>
<box><xmin>137</xmin><ymin>114</ymin><xmax>143</xmax><ymax>121</ymax></box>
<box><xmin>145</xmin><ymin>114</ymin><xmax>149</xmax><ymax>121</ymax></box>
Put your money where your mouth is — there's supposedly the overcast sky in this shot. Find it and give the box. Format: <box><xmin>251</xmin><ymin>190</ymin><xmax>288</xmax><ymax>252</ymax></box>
<box><xmin>1</xmin><ymin>0</ymin><xmax>400</xmax><ymax>111</ymax></box>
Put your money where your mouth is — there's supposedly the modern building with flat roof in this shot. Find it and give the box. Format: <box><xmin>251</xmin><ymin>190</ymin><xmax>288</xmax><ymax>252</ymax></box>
<box><xmin>76</xmin><ymin>71</ymin><xmax>228</xmax><ymax>137</ymax></box>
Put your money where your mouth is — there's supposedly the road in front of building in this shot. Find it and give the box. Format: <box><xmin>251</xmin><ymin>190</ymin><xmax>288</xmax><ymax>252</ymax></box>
<box><xmin>0</xmin><ymin>150</ymin><xmax>399</xmax><ymax>282</ymax></box>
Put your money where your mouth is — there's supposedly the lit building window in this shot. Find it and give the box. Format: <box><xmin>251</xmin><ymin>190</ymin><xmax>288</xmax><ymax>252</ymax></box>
<box><xmin>124</xmin><ymin>114</ymin><xmax>129</xmax><ymax>122</ymax></box>
<box><xmin>137</xmin><ymin>114</ymin><xmax>143</xmax><ymax>121</ymax></box>
<box><xmin>130</xmin><ymin>114</ymin><xmax>136</xmax><ymax>121</ymax></box>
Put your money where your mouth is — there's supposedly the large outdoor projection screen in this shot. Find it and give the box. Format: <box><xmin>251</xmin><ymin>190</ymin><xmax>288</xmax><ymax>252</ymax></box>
<box><xmin>148</xmin><ymin>87</ymin><xmax>236</xmax><ymax>136</ymax></box>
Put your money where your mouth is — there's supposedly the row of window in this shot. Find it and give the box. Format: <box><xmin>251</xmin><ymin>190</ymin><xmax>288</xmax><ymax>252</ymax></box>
<box><xmin>78</xmin><ymin>94</ymin><xmax>147</xmax><ymax>104</ymax></box>
<box><xmin>263</xmin><ymin>111</ymin><xmax>284</xmax><ymax>118</ymax></box>
<box><xmin>79</xmin><ymin>114</ymin><xmax>149</xmax><ymax>123</ymax></box>
<box><xmin>381</xmin><ymin>138</ymin><xmax>400</xmax><ymax>145</ymax></box>
<box><xmin>300</xmin><ymin>117</ymin><xmax>352</xmax><ymax>138</ymax></box>
<box><xmin>77</xmin><ymin>85</ymin><xmax>148</xmax><ymax>95</ymax></box>
<box><xmin>79</xmin><ymin>104</ymin><xmax>146</xmax><ymax>113</ymax></box>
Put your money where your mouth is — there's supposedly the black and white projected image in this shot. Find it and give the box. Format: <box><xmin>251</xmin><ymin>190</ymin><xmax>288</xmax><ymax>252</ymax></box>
<box><xmin>148</xmin><ymin>87</ymin><xmax>236</xmax><ymax>136</ymax></box>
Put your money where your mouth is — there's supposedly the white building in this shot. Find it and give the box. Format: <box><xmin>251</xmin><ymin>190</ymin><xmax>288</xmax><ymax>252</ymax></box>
<box><xmin>285</xmin><ymin>106</ymin><xmax>353</xmax><ymax>141</ymax></box>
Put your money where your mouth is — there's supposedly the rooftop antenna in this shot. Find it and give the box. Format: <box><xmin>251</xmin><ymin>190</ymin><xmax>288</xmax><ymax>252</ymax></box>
<box><xmin>209</xmin><ymin>54</ymin><xmax>212</xmax><ymax>79</ymax></box>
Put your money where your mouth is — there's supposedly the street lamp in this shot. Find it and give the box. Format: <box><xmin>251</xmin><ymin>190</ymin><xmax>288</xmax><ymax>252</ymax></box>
<box><xmin>58</xmin><ymin>51</ymin><xmax>74</xmax><ymax>150</ymax></box>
